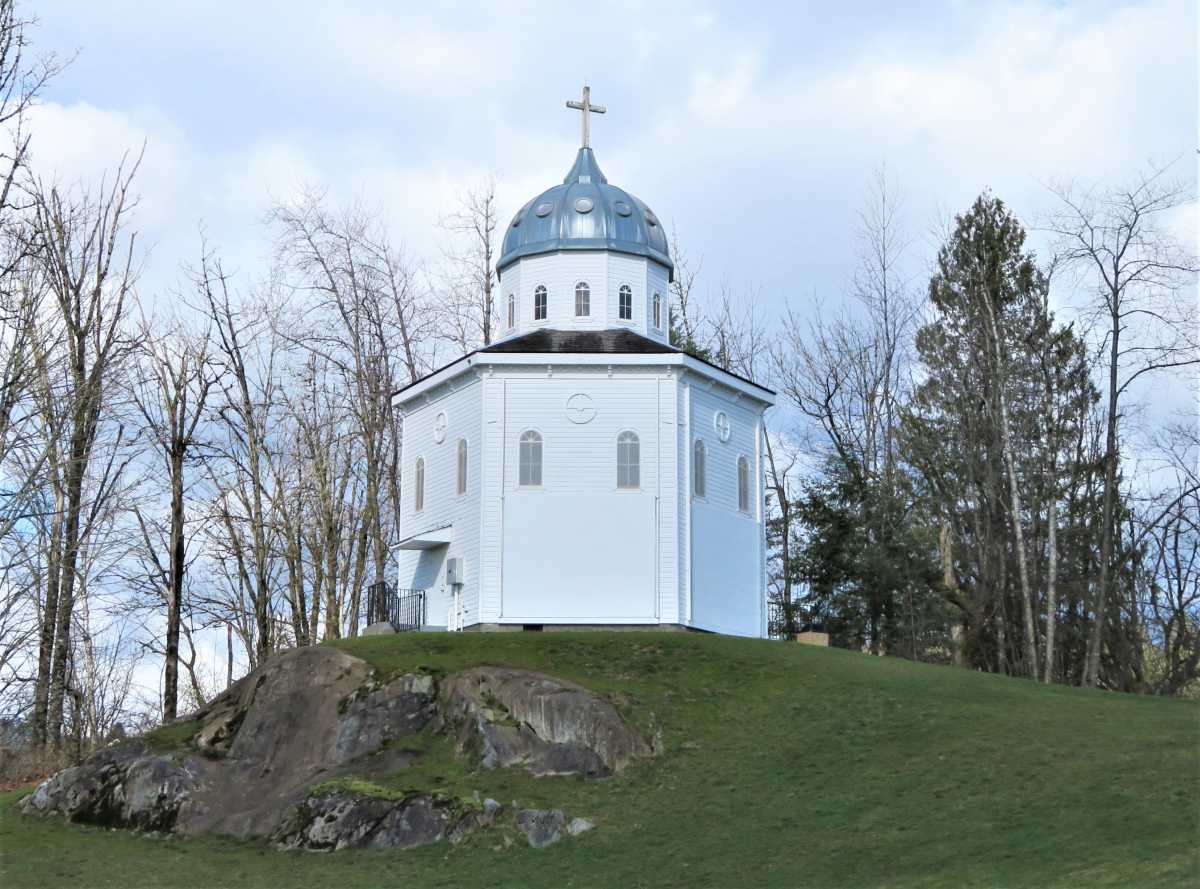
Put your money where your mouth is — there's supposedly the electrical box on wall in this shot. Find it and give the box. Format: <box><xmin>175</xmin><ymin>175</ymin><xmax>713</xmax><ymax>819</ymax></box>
<box><xmin>446</xmin><ymin>557</ymin><xmax>464</xmax><ymax>586</ymax></box>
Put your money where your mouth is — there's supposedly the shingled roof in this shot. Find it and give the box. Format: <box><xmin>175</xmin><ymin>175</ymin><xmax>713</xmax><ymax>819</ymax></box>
<box><xmin>481</xmin><ymin>328</ymin><xmax>677</xmax><ymax>355</ymax></box>
<box><xmin>394</xmin><ymin>328</ymin><xmax>773</xmax><ymax>399</ymax></box>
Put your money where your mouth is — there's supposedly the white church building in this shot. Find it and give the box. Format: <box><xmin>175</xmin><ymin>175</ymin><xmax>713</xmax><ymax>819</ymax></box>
<box><xmin>392</xmin><ymin>88</ymin><xmax>775</xmax><ymax>636</ymax></box>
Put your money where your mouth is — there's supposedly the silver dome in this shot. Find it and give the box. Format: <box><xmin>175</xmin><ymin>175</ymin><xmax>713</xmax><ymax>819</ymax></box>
<box><xmin>498</xmin><ymin>148</ymin><xmax>673</xmax><ymax>280</ymax></box>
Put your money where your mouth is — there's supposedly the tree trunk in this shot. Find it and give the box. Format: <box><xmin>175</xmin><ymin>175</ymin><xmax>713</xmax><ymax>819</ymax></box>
<box><xmin>980</xmin><ymin>287</ymin><xmax>1039</xmax><ymax>679</ymax></box>
<box><xmin>163</xmin><ymin>451</ymin><xmax>185</xmax><ymax>721</ymax></box>
<box><xmin>1085</xmin><ymin>306</ymin><xmax>1121</xmax><ymax>687</ymax></box>
<box><xmin>1042</xmin><ymin>492</ymin><xmax>1059</xmax><ymax>683</ymax></box>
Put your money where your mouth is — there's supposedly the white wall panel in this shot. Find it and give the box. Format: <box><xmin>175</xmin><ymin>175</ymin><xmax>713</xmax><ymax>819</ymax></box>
<box><xmin>396</xmin><ymin>378</ymin><xmax>483</xmax><ymax>622</ymax></box>
<box><xmin>501</xmin><ymin>492</ymin><xmax>657</xmax><ymax>622</ymax></box>
<box><xmin>691</xmin><ymin>501</ymin><xmax>762</xmax><ymax>637</ymax></box>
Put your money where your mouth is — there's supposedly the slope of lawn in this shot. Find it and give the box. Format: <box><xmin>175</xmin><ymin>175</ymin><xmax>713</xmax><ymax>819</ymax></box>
<box><xmin>0</xmin><ymin>631</ymin><xmax>1196</xmax><ymax>889</ymax></box>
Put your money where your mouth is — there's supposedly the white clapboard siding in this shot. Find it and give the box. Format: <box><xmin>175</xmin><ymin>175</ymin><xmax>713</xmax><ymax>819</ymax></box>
<box><xmin>396</xmin><ymin>377</ymin><xmax>483</xmax><ymax>625</ymax></box>
<box><xmin>683</xmin><ymin>374</ymin><xmax>766</xmax><ymax>636</ymax></box>
<box><xmin>395</xmin><ymin>338</ymin><xmax>769</xmax><ymax>635</ymax></box>
<box><xmin>492</xmin><ymin>251</ymin><xmax>671</xmax><ymax>343</ymax></box>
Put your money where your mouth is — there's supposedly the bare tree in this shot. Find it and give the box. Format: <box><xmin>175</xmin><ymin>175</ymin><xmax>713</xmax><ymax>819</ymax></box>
<box><xmin>270</xmin><ymin>192</ymin><xmax>431</xmax><ymax>634</ymax></box>
<box><xmin>0</xmin><ymin>2</ymin><xmax>63</xmax><ymax>238</ymax></box>
<box><xmin>194</xmin><ymin>250</ymin><xmax>280</xmax><ymax>666</ymax></box>
<box><xmin>24</xmin><ymin>154</ymin><xmax>142</xmax><ymax>748</ymax></box>
<box><xmin>439</xmin><ymin>176</ymin><xmax>499</xmax><ymax>351</ymax></box>
<box><xmin>667</xmin><ymin>228</ymin><xmax>705</xmax><ymax>354</ymax></box>
<box><xmin>130</xmin><ymin>313</ymin><xmax>215</xmax><ymax>720</ymax></box>
<box><xmin>1045</xmin><ymin>161</ymin><xmax>1199</xmax><ymax>687</ymax></box>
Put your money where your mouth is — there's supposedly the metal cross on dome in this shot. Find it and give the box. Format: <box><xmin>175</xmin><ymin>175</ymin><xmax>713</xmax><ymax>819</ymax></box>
<box><xmin>566</xmin><ymin>84</ymin><xmax>606</xmax><ymax>149</ymax></box>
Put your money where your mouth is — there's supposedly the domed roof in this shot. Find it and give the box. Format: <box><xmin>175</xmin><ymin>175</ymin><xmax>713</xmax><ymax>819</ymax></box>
<box><xmin>498</xmin><ymin>148</ymin><xmax>673</xmax><ymax>280</ymax></box>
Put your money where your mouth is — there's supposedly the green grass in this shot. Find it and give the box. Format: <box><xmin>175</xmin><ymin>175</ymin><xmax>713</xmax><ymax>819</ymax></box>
<box><xmin>1</xmin><ymin>632</ymin><xmax>1196</xmax><ymax>888</ymax></box>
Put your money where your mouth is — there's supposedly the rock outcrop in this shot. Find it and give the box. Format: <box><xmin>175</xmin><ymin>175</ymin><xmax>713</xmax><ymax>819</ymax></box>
<box><xmin>20</xmin><ymin>648</ymin><xmax>648</xmax><ymax>853</ymax></box>
<box><xmin>271</xmin><ymin>791</ymin><xmax>456</xmax><ymax>851</ymax></box>
<box><xmin>442</xmin><ymin>667</ymin><xmax>653</xmax><ymax>777</ymax></box>
<box><xmin>20</xmin><ymin>741</ymin><xmax>204</xmax><ymax>832</ymax></box>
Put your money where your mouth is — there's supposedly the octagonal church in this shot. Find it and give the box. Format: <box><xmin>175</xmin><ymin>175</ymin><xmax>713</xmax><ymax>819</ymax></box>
<box><xmin>393</xmin><ymin>88</ymin><xmax>775</xmax><ymax>636</ymax></box>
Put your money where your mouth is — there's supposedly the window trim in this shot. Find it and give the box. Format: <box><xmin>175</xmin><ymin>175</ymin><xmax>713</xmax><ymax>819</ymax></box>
<box><xmin>693</xmin><ymin>439</ymin><xmax>707</xmax><ymax>499</ymax></box>
<box><xmin>618</xmin><ymin>284</ymin><xmax>633</xmax><ymax>322</ymax></box>
<box><xmin>533</xmin><ymin>285</ymin><xmax>548</xmax><ymax>322</ymax></box>
<box><xmin>518</xmin><ymin>428</ymin><xmax>544</xmax><ymax>488</ymax></box>
<box><xmin>574</xmin><ymin>281</ymin><xmax>590</xmax><ymax>317</ymax></box>
<box><xmin>616</xmin><ymin>429</ymin><xmax>640</xmax><ymax>490</ymax></box>
<box><xmin>456</xmin><ymin>438</ymin><xmax>468</xmax><ymax>496</ymax></box>
<box><xmin>414</xmin><ymin>455</ymin><xmax>426</xmax><ymax>512</ymax></box>
<box><xmin>737</xmin><ymin>454</ymin><xmax>750</xmax><ymax>513</ymax></box>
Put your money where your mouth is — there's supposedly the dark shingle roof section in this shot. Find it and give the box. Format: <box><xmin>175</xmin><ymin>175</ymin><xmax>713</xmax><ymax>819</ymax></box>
<box><xmin>482</xmin><ymin>328</ymin><xmax>678</xmax><ymax>355</ymax></box>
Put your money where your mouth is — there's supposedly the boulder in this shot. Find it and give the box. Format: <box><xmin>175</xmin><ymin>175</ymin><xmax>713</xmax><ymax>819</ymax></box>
<box><xmin>567</xmin><ymin>816</ymin><xmax>596</xmax><ymax>836</ymax></box>
<box><xmin>21</xmin><ymin>742</ymin><xmax>205</xmax><ymax>833</ymax></box>
<box><xmin>362</xmin><ymin>622</ymin><xmax>396</xmax><ymax>636</ymax></box>
<box><xmin>334</xmin><ymin>672</ymin><xmax>437</xmax><ymax>765</ymax></box>
<box><xmin>272</xmin><ymin>791</ymin><xmax>452</xmax><ymax>851</ymax></box>
<box><xmin>442</xmin><ymin>667</ymin><xmax>653</xmax><ymax>776</ymax></box>
<box><xmin>179</xmin><ymin>645</ymin><xmax>371</xmax><ymax>840</ymax></box>
<box><xmin>514</xmin><ymin>808</ymin><xmax>567</xmax><ymax>848</ymax></box>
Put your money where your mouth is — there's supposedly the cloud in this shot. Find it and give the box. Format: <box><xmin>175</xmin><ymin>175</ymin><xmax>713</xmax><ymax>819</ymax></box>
<box><xmin>26</xmin><ymin>0</ymin><xmax>1194</xmax><ymax>312</ymax></box>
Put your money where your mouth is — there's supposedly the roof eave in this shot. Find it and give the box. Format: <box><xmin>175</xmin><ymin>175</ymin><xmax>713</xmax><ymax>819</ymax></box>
<box><xmin>393</xmin><ymin>350</ymin><xmax>775</xmax><ymax>407</ymax></box>
<box><xmin>496</xmin><ymin>242</ymin><xmax>675</xmax><ymax>282</ymax></box>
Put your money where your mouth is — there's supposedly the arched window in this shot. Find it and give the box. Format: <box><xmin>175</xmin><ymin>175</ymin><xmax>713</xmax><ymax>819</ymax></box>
<box><xmin>619</xmin><ymin>284</ymin><xmax>633</xmax><ymax>320</ymax></box>
<box><xmin>519</xmin><ymin>430</ymin><xmax>542</xmax><ymax>487</ymax></box>
<box><xmin>457</xmin><ymin>439</ymin><xmax>468</xmax><ymax>495</ymax></box>
<box><xmin>737</xmin><ymin>455</ymin><xmax>750</xmax><ymax>513</ymax></box>
<box><xmin>653</xmin><ymin>292</ymin><xmax>662</xmax><ymax>329</ymax></box>
<box><xmin>506</xmin><ymin>293</ymin><xmax>515</xmax><ymax>329</ymax></box>
<box><xmin>534</xmin><ymin>285</ymin><xmax>548</xmax><ymax>321</ymax></box>
<box><xmin>693</xmin><ymin>439</ymin><xmax>706</xmax><ymax>498</ymax></box>
<box><xmin>575</xmin><ymin>282</ymin><xmax>590</xmax><ymax>317</ymax></box>
<box><xmin>617</xmin><ymin>431</ymin><xmax>640</xmax><ymax>489</ymax></box>
<box><xmin>414</xmin><ymin>457</ymin><xmax>425</xmax><ymax>511</ymax></box>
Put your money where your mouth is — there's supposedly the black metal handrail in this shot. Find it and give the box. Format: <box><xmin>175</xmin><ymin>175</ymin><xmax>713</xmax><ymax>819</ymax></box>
<box><xmin>365</xmin><ymin>581</ymin><xmax>426</xmax><ymax>631</ymax></box>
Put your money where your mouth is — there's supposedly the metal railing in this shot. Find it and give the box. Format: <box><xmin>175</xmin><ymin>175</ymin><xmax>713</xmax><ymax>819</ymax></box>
<box><xmin>365</xmin><ymin>581</ymin><xmax>426</xmax><ymax>632</ymax></box>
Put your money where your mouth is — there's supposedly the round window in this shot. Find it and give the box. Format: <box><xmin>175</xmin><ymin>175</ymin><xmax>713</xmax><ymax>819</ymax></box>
<box><xmin>574</xmin><ymin>197</ymin><xmax>594</xmax><ymax>213</ymax></box>
<box><xmin>645</xmin><ymin>210</ymin><xmax>659</xmax><ymax>227</ymax></box>
<box><xmin>714</xmin><ymin>411</ymin><xmax>731</xmax><ymax>442</ymax></box>
<box><xmin>535</xmin><ymin>202</ymin><xmax>554</xmax><ymax>217</ymax></box>
<box><xmin>614</xmin><ymin>201</ymin><xmax>632</xmax><ymax>217</ymax></box>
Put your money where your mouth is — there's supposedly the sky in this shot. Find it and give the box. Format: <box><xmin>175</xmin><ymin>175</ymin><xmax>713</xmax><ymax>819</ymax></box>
<box><xmin>27</xmin><ymin>0</ymin><xmax>1197</xmax><ymax>319</ymax></box>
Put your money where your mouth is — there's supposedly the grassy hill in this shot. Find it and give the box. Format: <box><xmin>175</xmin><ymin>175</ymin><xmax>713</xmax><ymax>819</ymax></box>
<box><xmin>1</xmin><ymin>632</ymin><xmax>1195</xmax><ymax>888</ymax></box>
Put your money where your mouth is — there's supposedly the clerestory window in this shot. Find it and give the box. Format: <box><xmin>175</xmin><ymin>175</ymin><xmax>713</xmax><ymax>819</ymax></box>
<box><xmin>617</xmin><ymin>431</ymin><xmax>640</xmax><ymax>489</ymax></box>
<box><xmin>619</xmin><ymin>284</ymin><xmax>632</xmax><ymax>320</ymax></box>
<box><xmin>519</xmin><ymin>430</ymin><xmax>543</xmax><ymax>487</ymax></box>
<box><xmin>457</xmin><ymin>439</ymin><xmax>468</xmax><ymax>495</ymax></box>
